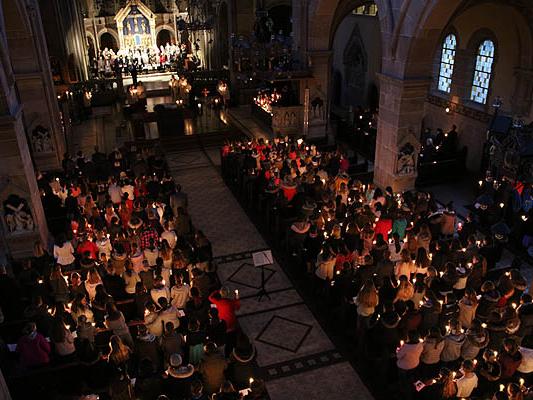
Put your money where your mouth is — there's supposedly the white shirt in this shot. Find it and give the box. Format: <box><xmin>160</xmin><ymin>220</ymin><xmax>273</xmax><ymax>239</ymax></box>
<box><xmin>96</xmin><ymin>238</ymin><xmax>112</xmax><ymax>258</ymax></box>
<box><xmin>170</xmin><ymin>284</ymin><xmax>190</xmax><ymax>309</ymax></box>
<box><xmin>54</xmin><ymin>242</ymin><xmax>75</xmax><ymax>266</ymax></box>
<box><xmin>123</xmin><ymin>271</ymin><xmax>141</xmax><ymax>294</ymax></box>
<box><xmin>456</xmin><ymin>373</ymin><xmax>478</xmax><ymax>398</ymax></box>
<box><xmin>108</xmin><ymin>184</ymin><xmax>122</xmax><ymax>204</ymax></box>
<box><xmin>121</xmin><ymin>184</ymin><xmax>135</xmax><ymax>201</ymax></box>
<box><xmin>161</xmin><ymin>230</ymin><xmax>177</xmax><ymax>249</ymax></box>
<box><xmin>151</xmin><ymin>286</ymin><xmax>170</xmax><ymax>305</ymax></box>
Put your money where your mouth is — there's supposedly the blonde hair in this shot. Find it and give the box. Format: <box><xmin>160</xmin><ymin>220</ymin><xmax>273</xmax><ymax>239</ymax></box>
<box><xmin>357</xmin><ymin>280</ymin><xmax>378</xmax><ymax>308</ymax></box>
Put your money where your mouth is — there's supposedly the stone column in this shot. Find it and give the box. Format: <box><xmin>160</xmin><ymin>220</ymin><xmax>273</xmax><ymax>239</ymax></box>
<box><xmin>374</xmin><ymin>74</ymin><xmax>430</xmax><ymax>192</ymax></box>
<box><xmin>511</xmin><ymin>68</ymin><xmax>533</xmax><ymax>118</ymax></box>
<box><xmin>0</xmin><ymin>107</ymin><xmax>49</xmax><ymax>258</ymax></box>
<box><xmin>4</xmin><ymin>0</ymin><xmax>65</xmax><ymax>171</ymax></box>
<box><xmin>449</xmin><ymin>48</ymin><xmax>472</xmax><ymax>102</ymax></box>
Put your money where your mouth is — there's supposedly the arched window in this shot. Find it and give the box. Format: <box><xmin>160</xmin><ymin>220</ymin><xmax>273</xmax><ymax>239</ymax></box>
<box><xmin>437</xmin><ymin>34</ymin><xmax>457</xmax><ymax>93</ymax></box>
<box><xmin>470</xmin><ymin>39</ymin><xmax>495</xmax><ymax>104</ymax></box>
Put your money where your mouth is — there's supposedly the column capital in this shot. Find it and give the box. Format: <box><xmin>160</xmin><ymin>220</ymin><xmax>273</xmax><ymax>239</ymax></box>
<box><xmin>377</xmin><ymin>73</ymin><xmax>432</xmax><ymax>90</ymax></box>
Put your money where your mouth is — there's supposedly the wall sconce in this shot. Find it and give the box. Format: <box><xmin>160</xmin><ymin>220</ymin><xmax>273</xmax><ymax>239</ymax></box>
<box><xmin>445</xmin><ymin>107</ymin><xmax>450</xmax><ymax>114</ymax></box>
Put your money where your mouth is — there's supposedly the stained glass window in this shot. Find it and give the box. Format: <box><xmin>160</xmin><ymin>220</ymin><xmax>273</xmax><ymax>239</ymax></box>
<box><xmin>470</xmin><ymin>40</ymin><xmax>495</xmax><ymax>104</ymax></box>
<box><xmin>437</xmin><ymin>34</ymin><xmax>457</xmax><ymax>93</ymax></box>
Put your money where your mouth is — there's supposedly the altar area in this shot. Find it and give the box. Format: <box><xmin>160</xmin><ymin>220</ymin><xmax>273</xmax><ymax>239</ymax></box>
<box><xmin>84</xmin><ymin>0</ymin><xmax>214</xmax><ymax>77</ymax></box>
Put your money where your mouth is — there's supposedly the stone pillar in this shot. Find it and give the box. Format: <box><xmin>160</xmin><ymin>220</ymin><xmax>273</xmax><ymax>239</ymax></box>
<box><xmin>374</xmin><ymin>74</ymin><xmax>430</xmax><ymax>192</ymax></box>
<box><xmin>306</xmin><ymin>50</ymin><xmax>331</xmax><ymax>138</ymax></box>
<box><xmin>511</xmin><ymin>68</ymin><xmax>533</xmax><ymax>118</ymax></box>
<box><xmin>3</xmin><ymin>0</ymin><xmax>65</xmax><ymax>171</ymax></box>
<box><xmin>0</xmin><ymin>107</ymin><xmax>49</xmax><ymax>258</ymax></box>
<box><xmin>449</xmin><ymin>48</ymin><xmax>472</xmax><ymax>102</ymax></box>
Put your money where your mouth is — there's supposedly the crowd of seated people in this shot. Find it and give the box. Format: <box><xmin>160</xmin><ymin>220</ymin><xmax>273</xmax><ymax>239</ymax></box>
<box><xmin>221</xmin><ymin>137</ymin><xmax>533</xmax><ymax>400</ymax></box>
<box><xmin>419</xmin><ymin>125</ymin><xmax>460</xmax><ymax>162</ymax></box>
<box><xmin>473</xmin><ymin>170</ymin><xmax>533</xmax><ymax>260</ymax></box>
<box><xmin>0</xmin><ymin>145</ymin><xmax>266</xmax><ymax>400</ymax></box>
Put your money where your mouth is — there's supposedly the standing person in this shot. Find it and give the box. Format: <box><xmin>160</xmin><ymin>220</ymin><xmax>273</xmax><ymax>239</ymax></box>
<box><xmin>53</xmin><ymin>235</ymin><xmax>76</xmax><ymax>271</ymax></box>
<box><xmin>396</xmin><ymin>330</ymin><xmax>424</xmax><ymax>397</ymax></box>
<box><xmin>209</xmin><ymin>287</ymin><xmax>241</xmax><ymax>357</ymax></box>
<box><xmin>49</xmin><ymin>265</ymin><xmax>70</xmax><ymax>305</ymax></box>
<box><xmin>105</xmin><ymin>303</ymin><xmax>134</xmax><ymax>348</ymax></box>
<box><xmin>455</xmin><ymin>359</ymin><xmax>478</xmax><ymax>398</ymax></box>
<box><xmin>198</xmin><ymin>342</ymin><xmax>228</xmax><ymax>394</ymax></box>
<box><xmin>170</xmin><ymin>274</ymin><xmax>190</xmax><ymax>310</ymax></box>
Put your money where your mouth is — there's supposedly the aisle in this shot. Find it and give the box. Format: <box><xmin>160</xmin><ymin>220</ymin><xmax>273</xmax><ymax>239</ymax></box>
<box><xmin>166</xmin><ymin>141</ymin><xmax>373</xmax><ymax>400</ymax></box>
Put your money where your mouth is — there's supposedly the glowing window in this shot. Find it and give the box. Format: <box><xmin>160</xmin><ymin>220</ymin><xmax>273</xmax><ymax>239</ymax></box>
<box><xmin>437</xmin><ymin>34</ymin><xmax>457</xmax><ymax>93</ymax></box>
<box><xmin>470</xmin><ymin>40</ymin><xmax>495</xmax><ymax>104</ymax></box>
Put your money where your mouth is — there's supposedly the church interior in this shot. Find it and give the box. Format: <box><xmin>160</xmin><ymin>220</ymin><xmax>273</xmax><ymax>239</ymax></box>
<box><xmin>0</xmin><ymin>0</ymin><xmax>532</xmax><ymax>399</ymax></box>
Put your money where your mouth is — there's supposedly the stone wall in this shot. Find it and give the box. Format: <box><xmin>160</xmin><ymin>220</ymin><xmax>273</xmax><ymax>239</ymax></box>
<box><xmin>331</xmin><ymin>13</ymin><xmax>381</xmax><ymax>108</ymax></box>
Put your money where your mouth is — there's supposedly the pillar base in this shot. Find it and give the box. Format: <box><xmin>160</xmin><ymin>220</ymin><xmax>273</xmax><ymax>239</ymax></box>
<box><xmin>374</xmin><ymin>165</ymin><xmax>417</xmax><ymax>193</ymax></box>
<box><xmin>5</xmin><ymin>231</ymin><xmax>42</xmax><ymax>260</ymax></box>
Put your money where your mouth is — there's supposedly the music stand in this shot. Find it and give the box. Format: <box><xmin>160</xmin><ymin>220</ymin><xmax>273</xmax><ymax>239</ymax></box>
<box><xmin>252</xmin><ymin>250</ymin><xmax>273</xmax><ymax>302</ymax></box>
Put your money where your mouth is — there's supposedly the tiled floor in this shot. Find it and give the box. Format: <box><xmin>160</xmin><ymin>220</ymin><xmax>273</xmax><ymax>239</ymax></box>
<box><xmin>167</xmin><ymin>142</ymin><xmax>374</xmax><ymax>400</ymax></box>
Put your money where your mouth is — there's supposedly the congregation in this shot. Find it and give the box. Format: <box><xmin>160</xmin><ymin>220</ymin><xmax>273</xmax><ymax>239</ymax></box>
<box><xmin>0</xmin><ymin>145</ymin><xmax>266</xmax><ymax>400</ymax></box>
<box><xmin>221</xmin><ymin>136</ymin><xmax>533</xmax><ymax>400</ymax></box>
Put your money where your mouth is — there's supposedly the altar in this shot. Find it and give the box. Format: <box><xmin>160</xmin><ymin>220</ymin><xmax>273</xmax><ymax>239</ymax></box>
<box><xmin>115</xmin><ymin>0</ymin><xmax>156</xmax><ymax>50</ymax></box>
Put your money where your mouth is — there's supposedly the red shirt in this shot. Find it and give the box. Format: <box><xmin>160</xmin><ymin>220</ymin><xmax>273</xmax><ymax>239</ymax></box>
<box><xmin>77</xmin><ymin>240</ymin><xmax>99</xmax><ymax>259</ymax></box>
<box><xmin>281</xmin><ymin>186</ymin><xmax>297</xmax><ymax>201</ymax></box>
<box><xmin>209</xmin><ymin>291</ymin><xmax>241</xmax><ymax>332</ymax></box>
<box><xmin>374</xmin><ymin>218</ymin><xmax>393</xmax><ymax>240</ymax></box>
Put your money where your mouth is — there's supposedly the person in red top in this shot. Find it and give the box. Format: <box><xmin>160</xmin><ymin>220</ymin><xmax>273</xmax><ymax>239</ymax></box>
<box><xmin>374</xmin><ymin>216</ymin><xmax>393</xmax><ymax>240</ymax></box>
<box><xmin>76</xmin><ymin>235</ymin><xmax>99</xmax><ymax>259</ymax></box>
<box><xmin>499</xmin><ymin>338</ymin><xmax>522</xmax><ymax>379</ymax></box>
<box><xmin>17</xmin><ymin>322</ymin><xmax>51</xmax><ymax>368</ymax></box>
<box><xmin>209</xmin><ymin>287</ymin><xmax>241</xmax><ymax>357</ymax></box>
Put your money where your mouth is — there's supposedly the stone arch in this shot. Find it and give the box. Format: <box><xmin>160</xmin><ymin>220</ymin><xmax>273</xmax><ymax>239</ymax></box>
<box><xmin>267</xmin><ymin>4</ymin><xmax>292</xmax><ymax>37</ymax></box>
<box><xmin>308</xmin><ymin>0</ymin><xmax>391</xmax><ymax>52</ymax></box>
<box><xmin>155</xmin><ymin>24</ymin><xmax>176</xmax><ymax>43</ymax></box>
<box><xmin>98</xmin><ymin>28</ymin><xmax>119</xmax><ymax>50</ymax></box>
<box><xmin>85</xmin><ymin>31</ymin><xmax>97</xmax><ymax>60</ymax></box>
<box><xmin>156</xmin><ymin>28</ymin><xmax>173</xmax><ymax>47</ymax></box>
<box><xmin>400</xmin><ymin>1</ymin><xmax>467</xmax><ymax>79</ymax></box>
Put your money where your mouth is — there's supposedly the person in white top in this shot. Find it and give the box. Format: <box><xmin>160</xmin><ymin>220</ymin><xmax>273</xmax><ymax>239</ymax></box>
<box><xmin>150</xmin><ymin>276</ymin><xmax>170</xmax><ymax>304</ymax></box>
<box><xmin>53</xmin><ymin>237</ymin><xmax>76</xmax><ymax>267</ymax></box>
<box><xmin>170</xmin><ymin>275</ymin><xmax>190</xmax><ymax>309</ymax></box>
<box><xmin>395</xmin><ymin>249</ymin><xmax>416</xmax><ymax>279</ymax></box>
<box><xmin>122</xmin><ymin>261</ymin><xmax>141</xmax><ymax>295</ymax></box>
<box><xmin>160</xmin><ymin>222</ymin><xmax>177</xmax><ymax>249</ymax></box>
<box><xmin>84</xmin><ymin>269</ymin><xmax>103</xmax><ymax>301</ymax></box>
<box><xmin>121</xmin><ymin>180</ymin><xmax>135</xmax><ymax>201</ymax></box>
<box><xmin>108</xmin><ymin>178</ymin><xmax>123</xmax><ymax>204</ymax></box>
<box><xmin>455</xmin><ymin>359</ymin><xmax>478</xmax><ymax>398</ymax></box>
<box><xmin>96</xmin><ymin>232</ymin><xmax>112</xmax><ymax>258</ymax></box>
<box><xmin>130</xmin><ymin>243</ymin><xmax>144</xmax><ymax>272</ymax></box>
<box><xmin>315</xmin><ymin>248</ymin><xmax>336</xmax><ymax>281</ymax></box>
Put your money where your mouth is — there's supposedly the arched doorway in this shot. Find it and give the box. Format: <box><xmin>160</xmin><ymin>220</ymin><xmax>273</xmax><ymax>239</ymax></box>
<box><xmin>87</xmin><ymin>36</ymin><xmax>96</xmax><ymax>61</ymax></box>
<box><xmin>268</xmin><ymin>5</ymin><xmax>292</xmax><ymax>36</ymax></box>
<box><xmin>99</xmin><ymin>32</ymin><xmax>118</xmax><ymax>51</ymax></box>
<box><xmin>157</xmin><ymin>29</ymin><xmax>172</xmax><ymax>47</ymax></box>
